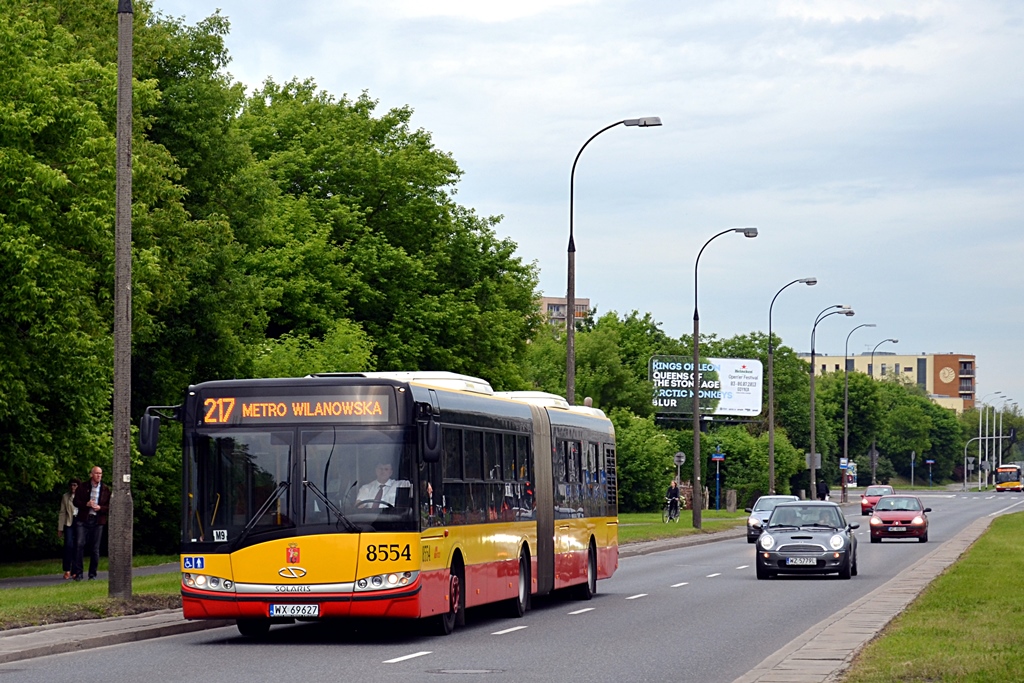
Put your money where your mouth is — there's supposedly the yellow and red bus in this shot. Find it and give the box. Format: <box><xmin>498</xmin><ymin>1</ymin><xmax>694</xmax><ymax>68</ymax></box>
<box><xmin>140</xmin><ymin>372</ymin><xmax>618</xmax><ymax>637</ymax></box>
<box><xmin>995</xmin><ymin>464</ymin><xmax>1023</xmax><ymax>492</ymax></box>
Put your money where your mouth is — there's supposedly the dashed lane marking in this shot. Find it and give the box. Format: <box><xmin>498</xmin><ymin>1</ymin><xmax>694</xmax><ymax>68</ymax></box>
<box><xmin>625</xmin><ymin>593</ymin><xmax>648</xmax><ymax>600</ymax></box>
<box><xmin>670</xmin><ymin>582</ymin><xmax>689</xmax><ymax>588</ymax></box>
<box><xmin>384</xmin><ymin>651</ymin><xmax>432</xmax><ymax>663</ymax></box>
<box><xmin>492</xmin><ymin>626</ymin><xmax>528</xmax><ymax>635</ymax></box>
<box><xmin>707</xmin><ymin>573</ymin><xmax>721</xmax><ymax>578</ymax></box>
<box><xmin>568</xmin><ymin>607</ymin><xmax>595</xmax><ymax>615</ymax></box>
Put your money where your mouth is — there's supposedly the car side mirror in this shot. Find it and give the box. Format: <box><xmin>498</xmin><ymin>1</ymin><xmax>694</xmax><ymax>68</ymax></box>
<box><xmin>744</xmin><ymin>508</ymin><xmax>752</xmax><ymax>513</ymax></box>
<box><xmin>849</xmin><ymin>523</ymin><xmax>859</xmax><ymax>530</ymax></box>
<box><xmin>924</xmin><ymin>508</ymin><xmax>932</xmax><ymax>513</ymax></box>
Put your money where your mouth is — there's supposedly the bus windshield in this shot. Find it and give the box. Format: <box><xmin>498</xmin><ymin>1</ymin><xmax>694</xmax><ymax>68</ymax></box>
<box><xmin>185</xmin><ymin>426</ymin><xmax>417</xmax><ymax>545</ymax></box>
<box><xmin>996</xmin><ymin>468</ymin><xmax>1021</xmax><ymax>484</ymax></box>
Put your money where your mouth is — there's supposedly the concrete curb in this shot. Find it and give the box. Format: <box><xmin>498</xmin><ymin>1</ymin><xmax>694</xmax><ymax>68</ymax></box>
<box><xmin>620</xmin><ymin>526</ymin><xmax>747</xmax><ymax>557</ymax></box>
<box><xmin>730</xmin><ymin>515</ymin><xmax>994</xmax><ymax>683</ymax></box>
<box><xmin>0</xmin><ymin>610</ymin><xmax>233</xmax><ymax>665</ymax></box>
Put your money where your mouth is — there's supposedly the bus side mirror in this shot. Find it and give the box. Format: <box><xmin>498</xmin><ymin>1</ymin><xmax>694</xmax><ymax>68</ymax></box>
<box><xmin>139</xmin><ymin>413</ymin><xmax>160</xmax><ymax>457</ymax></box>
<box><xmin>421</xmin><ymin>419</ymin><xmax>441</xmax><ymax>463</ymax></box>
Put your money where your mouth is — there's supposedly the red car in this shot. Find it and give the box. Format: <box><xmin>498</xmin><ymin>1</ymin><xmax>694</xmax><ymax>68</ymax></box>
<box><xmin>860</xmin><ymin>485</ymin><xmax>894</xmax><ymax>516</ymax></box>
<box><xmin>869</xmin><ymin>495</ymin><xmax>931</xmax><ymax>543</ymax></box>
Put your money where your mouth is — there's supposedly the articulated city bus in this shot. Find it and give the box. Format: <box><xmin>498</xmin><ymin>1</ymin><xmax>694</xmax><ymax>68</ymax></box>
<box><xmin>995</xmin><ymin>464</ymin><xmax>1023</xmax><ymax>492</ymax></box>
<box><xmin>139</xmin><ymin>372</ymin><xmax>618</xmax><ymax>637</ymax></box>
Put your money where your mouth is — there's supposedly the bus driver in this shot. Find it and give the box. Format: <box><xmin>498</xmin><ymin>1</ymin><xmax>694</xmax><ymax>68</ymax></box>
<box><xmin>355</xmin><ymin>461</ymin><xmax>410</xmax><ymax>508</ymax></box>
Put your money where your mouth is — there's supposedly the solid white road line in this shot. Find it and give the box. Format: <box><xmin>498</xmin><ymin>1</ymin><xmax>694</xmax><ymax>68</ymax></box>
<box><xmin>384</xmin><ymin>651</ymin><xmax>432</xmax><ymax>663</ymax></box>
<box><xmin>989</xmin><ymin>499</ymin><xmax>1024</xmax><ymax>516</ymax></box>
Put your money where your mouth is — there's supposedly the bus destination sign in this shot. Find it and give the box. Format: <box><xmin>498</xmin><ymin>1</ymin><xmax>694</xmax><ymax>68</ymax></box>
<box><xmin>201</xmin><ymin>392</ymin><xmax>391</xmax><ymax>425</ymax></box>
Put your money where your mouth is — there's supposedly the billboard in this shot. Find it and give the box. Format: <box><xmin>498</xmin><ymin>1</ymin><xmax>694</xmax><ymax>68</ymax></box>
<box><xmin>649</xmin><ymin>355</ymin><xmax>763</xmax><ymax>417</ymax></box>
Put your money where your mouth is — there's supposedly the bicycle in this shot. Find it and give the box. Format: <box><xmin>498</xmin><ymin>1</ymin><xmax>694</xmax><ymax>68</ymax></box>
<box><xmin>662</xmin><ymin>496</ymin><xmax>681</xmax><ymax>523</ymax></box>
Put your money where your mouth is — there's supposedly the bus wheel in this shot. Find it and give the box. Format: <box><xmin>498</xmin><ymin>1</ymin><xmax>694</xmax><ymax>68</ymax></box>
<box><xmin>575</xmin><ymin>542</ymin><xmax>597</xmax><ymax>600</ymax></box>
<box><xmin>432</xmin><ymin>570</ymin><xmax>460</xmax><ymax>636</ymax></box>
<box><xmin>506</xmin><ymin>550</ymin><xmax>529</xmax><ymax>618</ymax></box>
<box><xmin>236</xmin><ymin>618</ymin><xmax>270</xmax><ymax>638</ymax></box>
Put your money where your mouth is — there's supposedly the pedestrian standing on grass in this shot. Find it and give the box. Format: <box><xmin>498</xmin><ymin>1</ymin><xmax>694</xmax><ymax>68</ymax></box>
<box><xmin>58</xmin><ymin>478</ymin><xmax>80</xmax><ymax>579</ymax></box>
<box><xmin>72</xmin><ymin>466</ymin><xmax>110</xmax><ymax>581</ymax></box>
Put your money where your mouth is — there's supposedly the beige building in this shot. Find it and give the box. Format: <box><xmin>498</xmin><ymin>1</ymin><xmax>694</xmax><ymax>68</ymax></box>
<box><xmin>805</xmin><ymin>351</ymin><xmax>976</xmax><ymax>412</ymax></box>
<box><xmin>539</xmin><ymin>296</ymin><xmax>590</xmax><ymax>327</ymax></box>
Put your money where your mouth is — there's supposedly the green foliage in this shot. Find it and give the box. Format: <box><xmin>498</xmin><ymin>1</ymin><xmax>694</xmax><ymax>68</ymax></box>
<box><xmin>609</xmin><ymin>408</ymin><xmax>676</xmax><ymax>512</ymax></box>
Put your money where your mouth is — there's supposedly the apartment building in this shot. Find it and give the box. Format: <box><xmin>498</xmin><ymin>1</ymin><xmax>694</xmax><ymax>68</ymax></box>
<box><xmin>539</xmin><ymin>296</ymin><xmax>591</xmax><ymax>327</ymax></box>
<box><xmin>805</xmin><ymin>351</ymin><xmax>976</xmax><ymax>412</ymax></box>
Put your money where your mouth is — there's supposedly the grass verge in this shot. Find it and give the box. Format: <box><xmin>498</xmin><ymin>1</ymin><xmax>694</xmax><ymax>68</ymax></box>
<box><xmin>841</xmin><ymin>512</ymin><xmax>1024</xmax><ymax>683</ymax></box>
<box><xmin>0</xmin><ymin>555</ymin><xmax>178</xmax><ymax>580</ymax></box>
<box><xmin>0</xmin><ymin>573</ymin><xmax>181</xmax><ymax>631</ymax></box>
<box><xmin>618</xmin><ymin>509</ymin><xmax>746</xmax><ymax>543</ymax></box>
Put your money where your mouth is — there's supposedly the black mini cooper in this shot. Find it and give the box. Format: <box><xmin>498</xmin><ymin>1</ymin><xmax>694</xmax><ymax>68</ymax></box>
<box><xmin>754</xmin><ymin>501</ymin><xmax>859</xmax><ymax>580</ymax></box>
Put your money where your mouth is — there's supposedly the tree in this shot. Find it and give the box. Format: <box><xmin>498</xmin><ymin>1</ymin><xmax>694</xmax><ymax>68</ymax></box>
<box><xmin>609</xmin><ymin>409</ymin><xmax>675</xmax><ymax>512</ymax></box>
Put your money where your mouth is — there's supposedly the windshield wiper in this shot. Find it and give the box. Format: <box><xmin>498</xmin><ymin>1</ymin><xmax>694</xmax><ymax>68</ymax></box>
<box><xmin>303</xmin><ymin>480</ymin><xmax>359</xmax><ymax>533</ymax></box>
<box><xmin>234</xmin><ymin>481</ymin><xmax>289</xmax><ymax>549</ymax></box>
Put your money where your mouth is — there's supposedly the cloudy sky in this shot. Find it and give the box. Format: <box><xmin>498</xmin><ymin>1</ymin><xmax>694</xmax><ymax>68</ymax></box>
<box><xmin>156</xmin><ymin>0</ymin><xmax>1024</xmax><ymax>410</ymax></box>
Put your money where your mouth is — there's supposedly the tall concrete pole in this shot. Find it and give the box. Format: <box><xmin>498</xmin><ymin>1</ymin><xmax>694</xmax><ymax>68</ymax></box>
<box><xmin>110</xmin><ymin>0</ymin><xmax>134</xmax><ymax>600</ymax></box>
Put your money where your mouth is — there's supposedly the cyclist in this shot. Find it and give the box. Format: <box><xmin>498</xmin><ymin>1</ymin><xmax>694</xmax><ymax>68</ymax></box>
<box><xmin>665</xmin><ymin>479</ymin><xmax>681</xmax><ymax>521</ymax></box>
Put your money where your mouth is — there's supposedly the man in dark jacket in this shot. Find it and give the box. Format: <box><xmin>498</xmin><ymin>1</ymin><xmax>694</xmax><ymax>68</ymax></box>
<box><xmin>72</xmin><ymin>466</ymin><xmax>111</xmax><ymax>580</ymax></box>
<box><xmin>816</xmin><ymin>478</ymin><xmax>830</xmax><ymax>501</ymax></box>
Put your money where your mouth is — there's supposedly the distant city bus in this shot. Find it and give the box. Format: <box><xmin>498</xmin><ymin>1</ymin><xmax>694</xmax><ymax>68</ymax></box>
<box><xmin>995</xmin><ymin>464</ymin><xmax>1023</xmax><ymax>492</ymax></box>
<box><xmin>139</xmin><ymin>372</ymin><xmax>618</xmax><ymax>637</ymax></box>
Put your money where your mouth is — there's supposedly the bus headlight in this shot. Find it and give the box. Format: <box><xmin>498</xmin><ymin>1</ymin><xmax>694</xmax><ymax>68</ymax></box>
<box><xmin>182</xmin><ymin>573</ymin><xmax>235</xmax><ymax>592</ymax></box>
<box><xmin>354</xmin><ymin>571</ymin><xmax>418</xmax><ymax>592</ymax></box>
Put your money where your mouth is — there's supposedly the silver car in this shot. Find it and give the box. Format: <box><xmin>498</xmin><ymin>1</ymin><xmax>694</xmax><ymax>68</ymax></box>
<box><xmin>745</xmin><ymin>495</ymin><xmax>799</xmax><ymax>543</ymax></box>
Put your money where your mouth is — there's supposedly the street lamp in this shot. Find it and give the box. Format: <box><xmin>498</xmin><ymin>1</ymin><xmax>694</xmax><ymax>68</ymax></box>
<box><xmin>842</xmin><ymin>323</ymin><xmax>876</xmax><ymax>503</ymax></box>
<box><xmin>692</xmin><ymin>227</ymin><xmax>758</xmax><ymax>529</ymax></box>
<box><xmin>566</xmin><ymin>116</ymin><xmax>662</xmax><ymax>405</ymax></box>
<box><xmin>868</xmin><ymin>337</ymin><xmax>898</xmax><ymax>483</ymax></box>
<box><xmin>767</xmin><ymin>277</ymin><xmax>817</xmax><ymax>494</ymax></box>
<box><xmin>809</xmin><ymin>305</ymin><xmax>854</xmax><ymax>500</ymax></box>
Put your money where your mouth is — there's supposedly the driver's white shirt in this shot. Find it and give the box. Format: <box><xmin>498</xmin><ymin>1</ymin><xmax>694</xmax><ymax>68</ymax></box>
<box><xmin>355</xmin><ymin>478</ymin><xmax>408</xmax><ymax>505</ymax></box>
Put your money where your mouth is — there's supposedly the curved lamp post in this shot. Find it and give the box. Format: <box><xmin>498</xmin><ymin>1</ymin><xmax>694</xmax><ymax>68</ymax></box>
<box><xmin>692</xmin><ymin>227</ymin><xmax>758</xmax><ymax>529</ymax></box>
<box><xmin>868</xmin><ymin>337</ymin><xmax>898</xmax><ymax>483</ymax></box>
<box><xmin>842</xmin><ymin>323</ymin><xmax>875</xmax><ymax>502</ymax></box>
<box><xmin>767</xmin><ymin>277</ymin><xmax>817</xmax><ymax>494</ymax></box>
<box><xmin>809</xmin><ymin>305</ymin><xmax>854</xmax><ymax>499</ymax></box>
<box><xmin>567</xmin><ymin>117</ymin><xmax>662</xmax><ymax>405</ymax></box>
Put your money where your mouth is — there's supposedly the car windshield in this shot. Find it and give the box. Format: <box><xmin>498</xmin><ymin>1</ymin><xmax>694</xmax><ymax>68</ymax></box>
<box><xmin>865</xmin><ymin>486</ymin><xmax>893</xmax><ymax>497</ymax></box>
<box><xmin>875</xmin><ymin>497</ymin><xmax>922</xmax><ymax>512</ymax></box>
<box><xmin>768</xmin><ymin>505</ymin><xmax>843</xmax><ymax>528</ymax></box>
<box><xmin>752</xmin><ymin>496</ymin><xmax>797</xmax><ymax>512</ymax></box>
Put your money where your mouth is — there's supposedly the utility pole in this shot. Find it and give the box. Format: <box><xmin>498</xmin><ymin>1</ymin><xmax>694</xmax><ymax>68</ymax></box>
<box><xmin>110</xmin><ymin>0</ymin><xmax>134</xmax><ymax>600</ymax></box>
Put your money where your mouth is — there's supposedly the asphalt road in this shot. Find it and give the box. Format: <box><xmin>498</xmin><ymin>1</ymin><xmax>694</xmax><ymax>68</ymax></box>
<box><xmin>2</xmin><ymin>492</ymin><xmax>1020</xmax><ymax>683</ymax></box>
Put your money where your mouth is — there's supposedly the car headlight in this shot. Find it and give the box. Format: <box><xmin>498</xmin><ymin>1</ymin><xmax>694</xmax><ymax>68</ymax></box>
<box><xmin>748</xmin><ymin>516</ymin><xmax>762</xmax><ymax>528</ymax></box>
<box><xmin>911</xmin><ymin>516</ymin><xmax>925</xmax><ymax>525</ymax></box>
<box><xmin>869</xmin><ymin>516</ymin><xmax>883</xmax><ymax>526</ymax></box>
<box><xmin>829</xmin><ymin>534</ymin><xmax>845</xmax><ymax>550</ymax></box>
<box><xmin>759</xmin><ymin>534</ymin><xmax>775</xmax><ymax>550</ymax></box>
